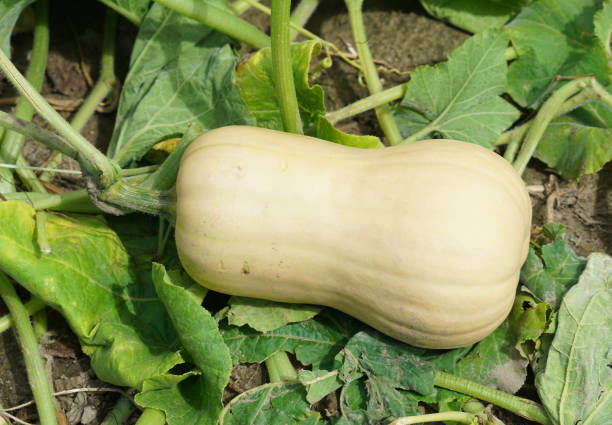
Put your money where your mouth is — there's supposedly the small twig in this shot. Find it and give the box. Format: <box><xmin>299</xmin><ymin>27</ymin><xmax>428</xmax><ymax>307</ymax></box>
<box><xmin>0</xmin><ymin>388</ymin><xmax>137</xmax><ymax>414</ymax></box>
<box><xmin>0</xmin><ymin>410</ymin><xmax>37</xmax><ymax>425</ymax></box>
<box><xmin>545</xmin><ymin>175</ymin><xmax>559</xmax><ymax>223</ymax></box>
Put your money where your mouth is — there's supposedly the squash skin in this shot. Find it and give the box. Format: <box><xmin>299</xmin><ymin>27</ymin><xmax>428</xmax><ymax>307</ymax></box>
<box><xmin>175</xmin><ymin>126</ymin><xmax>531</xmax><ymax>349</ymax></box>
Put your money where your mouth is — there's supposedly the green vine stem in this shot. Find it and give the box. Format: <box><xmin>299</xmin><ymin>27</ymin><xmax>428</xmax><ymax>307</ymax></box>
<box><xmin>512</xmin><ymin>77</ymin><xmax>591</xmax><ymax>176</ymax></box>
<box><xmin>344</xmin><ymin>0</ymin><xmax>402</xmax><ymax>145</ymax></box>
<box><xmin>40</xmin><ymin>8</ymin><xmax>118</xmax><ymax>183</ymax></box>
<box><xmin>100</xmin><ymin>396</ymin><xmax>135</xmax><ymax>425</ymax></box>
<box><xmin>0</xmin><ymin>111</ymin><xmax>77</xmax><ymax>159</ymax></box>
<box><xmin>0</xmin><ymin>0</ymin><xmax>49</xmax><ymax>193</ymax></box>
<box><xmin>0</xmin><ymin>297</ymin><xmax>46</xmax><ymax>334</ymax></box>
<box><xmin>327</xmin><ymin>83</ymin><xmax>408</xmax><ymax>124</ymax></box>
<box><xmin>271</xmin><ymin>0</ymin><xmax>303</xmax><ymax>134</ymax></box>
<box><xmin>265</xmin><ymin>350</ymin><xmax>298</xmax><ymax>382</ymax></box>
<box><xmin>434</xmin><ymin>371</ymin><xmax>551</xmax><ymax>424</ymax></box>
<box><xmin>134</xmin><ymin>408</ymin><xmax>166</xmax><ymax>425</ymax></box>
<box><xmin>153</xmin><ymin>0</ymin><xmax>270</xmax><ymax>48</ymax></box>
<box><xmin>35</xmin><ymin>211</ymin><xmax>51</xmax><ymax>254</ymax></box>
<box><xmin>388</xmin><ymin>411</ymin><xmax>477</xmax><ymax>425</ymax></box>
<box><xmin>0</xmin><ymin>272</ymin><xmax>58</xmax><ymax>425</ymax></box>
<box><xmin>289</xmin><ymin>0</ymin><xmax>320</xmax><ymax>41</ymax></box>
<box><xmin>0</xmin><ymin>46</ymin><xmax>119</xmax><ymax>188</ymax></box>
<box><xmin>229</xmin><ymin>0</ymin><xmax>252</xmax><ymax>15</ymax></box>
<box><xmin>2</xmin><ymin>189</ymin><xmax>96</xmax><ymax>213</ymax></box>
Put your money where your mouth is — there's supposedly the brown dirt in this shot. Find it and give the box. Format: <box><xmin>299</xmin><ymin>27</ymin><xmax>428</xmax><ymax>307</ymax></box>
<box><xmin>0</xmin><ymin>1</ymin><xmax>609</xmax><ymax>424</ymax></box>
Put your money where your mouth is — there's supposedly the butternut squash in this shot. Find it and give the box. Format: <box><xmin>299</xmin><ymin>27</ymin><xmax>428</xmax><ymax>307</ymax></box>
<box><xmin>175</xmin><ymin>126</ymin><xmax>531</xmax><ymax>349</ymax></box>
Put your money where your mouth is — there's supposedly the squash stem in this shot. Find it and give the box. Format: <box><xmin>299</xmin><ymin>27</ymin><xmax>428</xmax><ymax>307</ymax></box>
<box><xmin>388</xmin><ymin>411</ymin><xmax>477</xmax><ymax>425</ymax></box>
<box><xmin>0</xmin><ymin>0</ymin><xmax>49</xmax><ymax>194</ymax></box>
<box><xmin>289</xmin><ymin>0</ymin><xmax>320</xmax><ymax>41</ymax></box>
<box><xmin>0</xmin><ymin>44</ymin><xmax>119</xmax><ymax>188</ymax></box>
<box><xmin>326</xmin><ymin>83</ymin><xmax>408</xmax><ymax>124</ymax></box>
<box><xmin>344</xmin><ymin>0</ymin><xmax>402</xmax><ymax>145</ymax></box>
<box><xmin>2</xmin><ymin>189</ymin><xmax>100</xmax><ymax>213</ymax></box>
<box><xmin>40</xmin><ymin>8</ymin><xmax>119</xmax><ymax>184</ymax></box>
<box><xmin>153</xmin><ymin>0</ymin><xmax>270</xmax><ymax>49</ymax></box>
<box><xmin>134</xmin><ymin>408</ymin><xmax>166</xmax><ymax>425</ymax></box>
<box><xmin>265</xmin><ymin>350</ymin><xmax>298</xmax><ymax>382</ymax></box>
<box><xmin>512</xmin><ymin>77</ymin><xmax>590</xmax><ymax>176</ymax></box>
<box><xmin>0</xmin><ymin>297</ymin><xmax>46</xmax><ymax>335</ymax></box>
<box><xmin>434</xmin><ymin>371</ymin><xmax>552</xmax><ymax>424</ymax></box>
<box><xmin>0</xmin><ymin>272</ymin><xmax>58</xmax><ymax>425</ymax></box>
<box><xmin>271</xmin><ymin>0</ymin><xmax>303</xmax><ymax>134</ymax></box>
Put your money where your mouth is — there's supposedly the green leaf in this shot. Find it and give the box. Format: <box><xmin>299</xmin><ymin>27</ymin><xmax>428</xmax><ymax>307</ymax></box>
<box><xmin>505</xmin><ymin>0</ymin><xmax>611</xmax><ymax>107</ymax></box>
<box><xmin>226</xmin><ymin>296</ymin><xmax>322</xmax><ymax>332</ymax></box>
<box><xmin>534</xmin><ymin>96</ymin><xmax>612</xmax><ymax>179</ymax></box>
<box><xmin>536</xmin><ymin>253</ymin><xmax>612</xmax><ymax>425</ymax></box>
<box><xmin>0</xmin><ymin>0</ymin><xmax>35</xmax><ymax>58</ymax></box>
<box><xmin>141</xmin><ymin>263</ymin><xmax>232</xmax><ymax>425</ymax></box>
<box><xmin>0</xmin><ymin>201</ymin><xmax>182</xmax><ymax>388</ymax></box>
<box><xmin>418</xmin><ymin>0</ymin><xmax>531</xmax><ymax>33</ymax></box>
<box><xmin>392</xmin><ymin>30</ymin><xmax>519</xmax><ymax>148</ymax></box>
<box><xmin>450</xmin><ymin>321</ymin><xmax>528</xmax><ymax>394</ymax></box>
<box><xmin>335</xmin><ymin>331</ymin><xmax>437</xmax><ymax>424</ymax></box>
<box><xmin>236</xmin><ymin>40</ymin><xmax>382</xmax><ymax>148</ymax></box>
<box><xmin>595</xmin><ymin>0</ymin><xmax>612</xmax><ymax>58</ymax></box>
<box><xmin>509</xmin><ymin>292</ymin><xmax>552</xmax><ymax>360</ymax></box>
<box><xmin>299</xmin><ymin>369</ymin><xmax>343</xmax><ymax>404</ymax></box>
<box><xmin>520</xmin><ymin>234</ymin><xmax>587</xmax><ymax>310</ymax></box>
<box><xmin>107</xmin><ymin>3</ymin><xmax>254</xmax><ymax>166</ymax></box>
<box><xmin>222</xmin><ymin>309</ymin><xmax>361</xmax><ymax>369</ymax></box>
<box><xmin>219</xmin><ymin>383</ymin><xmax>313</xmax><ymax>425</ymax></box>
<box><xmin>97</xmin><ymin>0</ymin><xmax>150</xmax><ymax>25</ymax></box>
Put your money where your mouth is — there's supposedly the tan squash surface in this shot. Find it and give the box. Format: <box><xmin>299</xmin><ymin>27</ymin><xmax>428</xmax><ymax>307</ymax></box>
<box><xmin>175</xmin><ymin>126</ymin><xmax>531</xmax><ymax>349</ymax></box>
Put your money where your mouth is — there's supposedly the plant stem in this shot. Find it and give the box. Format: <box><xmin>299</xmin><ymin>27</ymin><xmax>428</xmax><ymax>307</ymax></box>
<box><xmin>0</xmin><ymin>272</ymin><xmax>58</xmax><ymax>425</ymax></box>
<box><xmin>505</xmin><ymin>46</ymin><xmax>518</xmax><ymax>61</ymax></box>
<box><xmin>36</xmin><ymin>211</ymin><xmax>51</xmax><ymax>254</ymax></box>
<box><xmin>153</xmin><ymin>0</ymin><xmax>270</xmax><ymax>48</ymax></box>
<box><xmin>2</xmin><ymin>189</ymin><xmax>99</xmax><ymax>213</ymax></box>
<box><xmin>265</xmin><ymin>350</ymin><xmax>298</xmax><ymax>382</ymax></box>
<box><xmin>0</xmin><ymin>111</ymin><xmax>77</xmax><ymax>159</ymax></box>
<box><xmin>513</xmin><ymin>77</ymin><xmax>590</xmax><ymax>176</ymax></box>
<box><xmin>434</xmin><ymin>371</ymin><xmax>552</xmax><ymax>424</ymax></box>
<box><xmin>134</xmin><ymin>408</ymin><xmax>165</xmax><ymax>425</ymax></box>
<box><xmin>41</xmin><ymin>8</ymin><xmax>119</xmax><ymax>183</ymax></box>
<box><xmin>326</xmin><ymin>83</ymin><xmax>407</xmax><ymax>124</ymax></box>
<box><xmin>229</xmin><ymin>0</ymin><xmax>252</xmax><ymax>15</ymax></box>
<box><xmin>100</xmin><ymin>396</ymin><xmax>135</xmax><ymax>425</ymax></box>
<box><xmin>389</xmin><ymin>411</ymin><xmax>477</xmax><ymax>425</ymax></box>
<box><xmin>289</xmin><ymin>0</ymin><xmax>320</xmax><ymax>41</ymax></box>
<box><xmin>0</xmin><ymin>0</ymin><xmax>49</xmax><ymax>193</ymax></box>
<box><xmin>0</xmin><ymin>297</ymin><xmax>46</xmax><ymax>334</ymax></box>
<box><xmin>0</xmin><ymin>46</ymin><xmax>119</xmax><ymax>187</ymax></box>
<box><xmin>344</xmin><ymin>0</ymin><xmax>402</xmax><ymax>145</ymax></box>
<box><xmin>271</xmin><ymin>0</ymin><xmax>303</xmax><ymax>134</ymax></box>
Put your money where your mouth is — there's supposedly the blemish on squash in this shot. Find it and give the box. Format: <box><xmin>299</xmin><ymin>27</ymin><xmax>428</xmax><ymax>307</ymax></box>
<box><xmin>218</xmin><ymin>260</ymin><xmax>226</xmax><ymax>272</ymax></box>
<box><xmin>242</xmin><ymin>261</ymin><xmax>250</xmax><ymax>275</ymax></box>
<box><xmin>280</xmin><ymin>159</ymin><xmax>288</xmax><ymax>172</ymax></box>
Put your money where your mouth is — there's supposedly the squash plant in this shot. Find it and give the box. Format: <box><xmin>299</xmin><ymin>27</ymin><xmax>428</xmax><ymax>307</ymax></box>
<box><xmin>0</xmin><ymin>1</ymin><xmax>611</xmax><ymax>425</ymax></box>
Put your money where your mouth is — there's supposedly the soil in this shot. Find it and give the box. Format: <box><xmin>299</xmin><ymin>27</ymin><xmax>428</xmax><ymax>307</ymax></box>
<box><xmin>0</xmin><ymin>1</ymin><xmax>610</xmax><ymax>424</ymax></box>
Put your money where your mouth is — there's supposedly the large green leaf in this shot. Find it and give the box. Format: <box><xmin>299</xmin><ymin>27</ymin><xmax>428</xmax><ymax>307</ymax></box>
<box><xmin>236</xmin><ymin>40</ymin><xmax>382</xmax><ymax>148</ymax></box>
<box><xmin>505</xmin><ymin>0</ymin><xmax>610</xmax><ymax>107</ymax></box>
<box><xmin>221</xmin><ymin>309</ymin><xmax>361</xmax><ymax>369</ymax></box>
<box><xmin>520</xmin><ymin>228</ymin><xmax>587</xmax><ymax>310</ymax></box>
<box><xmin>595</xmin><ymin>0</ymin><xmax>612</xmax><ymax>58</ymax></box>
<box><xmin>451</xmin><ymin>320</ymin><xmax>528</xmax><ymax>394</ymax></box>
<box><xmin>535</xmin><ymin>97</ymin><xmax>612</xmax><ymax>179</ymax></box>
<box><xmin>0</xmin><ymin>201</ymin><xmax>181</xmax><ymax>388</ymax></box>
<box><xmin>418</xmin><ymin>0</ymin><xmax>531</xmax><ymax>33</ymax></box>
<box><xmin>392</xmin><ymin>30</ymin><xmax>519</xmax><ymax>148</ymax></box>
<box><xmin>225</xmin><ymin>296</ymin><xmax>322</xmax><ymax>333</ymax></box>
<box><xmin>135</xmin><ymin>264</ymin><xmax>232</xmax><ymax>425</ymax></box>
<box><xmin>107</xmin><ymin>3</ymin><xmax>254</xmax><ymax>166</ymax></box>
<box><xmin>0</xmin><ymin>0</ymin><xmax>35</xmax><ymax>58</ymax></box>
<box><xmin>536</xmin><ymin>253</ymin><xmax>612</xmax><ymax>425</ymax></box>
<box><xmin>219</xmin><ymin>383</ymin><xmax>315</xmax><ymax>425</ymax></box>
<box><xmin>97</xmin><ymin>0</ymin><xmax>150</xmax><ymax>25</ymax></box>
